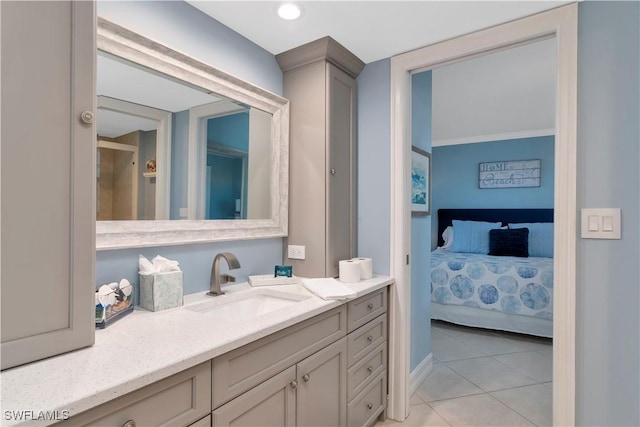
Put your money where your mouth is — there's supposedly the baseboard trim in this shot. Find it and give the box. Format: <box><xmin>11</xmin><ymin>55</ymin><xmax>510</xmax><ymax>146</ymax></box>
<box><xmin>409</xmin><ymin>353</ymin><xmax>433</xmax><ymax>396</ymax></box>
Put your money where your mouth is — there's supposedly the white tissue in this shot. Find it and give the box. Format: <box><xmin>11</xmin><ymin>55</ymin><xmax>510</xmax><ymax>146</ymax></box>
<box><xmin>139</xmin><ymin>255</ymin><xmax>181</xmax><ymax>274</ymax></box>
<box><xmin>339</xmin><ymin>259</ymin><xmax>361</xmax><ymax>283</ymax></box>
<box><xmin>351</xmin><ymin>257</ymin><xmax>373</xmax><ymax>280</ymax></box>
<box><xmin>138</xmin><ymin>255</ymin><xmax>155</xmax><ymax>274</ymax></box>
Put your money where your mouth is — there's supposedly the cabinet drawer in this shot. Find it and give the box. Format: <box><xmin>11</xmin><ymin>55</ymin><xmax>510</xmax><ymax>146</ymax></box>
<box><xmin>347</xmin><ymin>288</ymin><xmax>387</xmax><ymax>332</ymax></box>
<box><xmin>347</xmin><ymin>315</ymin><xmax>386</xmax><ymax>367</ymax></box>
<box><xmin>213</xmin><ymin>305</ymin><xmax>347</xmax><ymax>408</ymax></box>
<box><xmin>347</xmin><ymin>371</ymin><xmax>386</xmax><ymax>427</ymax></box>
<box><xmin>347</xmin><ymin>343</ymin><xmax>386</xmax><ymax>401</ymax></box>
<box><xmin>56</xmin><ymin>362</ymin><xmax>211</xmax><ymax>427</ymax></box>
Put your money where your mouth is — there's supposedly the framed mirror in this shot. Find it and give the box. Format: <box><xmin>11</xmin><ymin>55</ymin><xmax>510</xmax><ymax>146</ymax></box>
<box><xmin>96</xmin><ymin>18</ymin><xmax>289</xmax><ymax>249</ymax></box>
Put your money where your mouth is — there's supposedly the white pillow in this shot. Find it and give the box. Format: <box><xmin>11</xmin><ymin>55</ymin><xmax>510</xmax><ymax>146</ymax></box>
<box><xmin>441</xmin><ymin>226</ymin><xmax>454</xmax><ymax>249</ymax></box>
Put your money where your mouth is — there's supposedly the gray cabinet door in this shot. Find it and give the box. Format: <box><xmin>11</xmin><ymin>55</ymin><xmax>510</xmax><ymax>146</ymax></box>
<box><xmin>213</xmin><ymin>366</ymin><xmax>297</xmax><ymax>427</ymax></box>
<box><xmin>0</xmin><ymin>1</ymin><xmax>96</xmax><ymax>369</ymax></box>
<box><xmin>279</xmin><ymin>38</ymin><xmax>361</xmax><ymax>279</ymax></box>
<box><xmin>326</xmin><ymin>64</ymin><xmax>356</xmax><ymax>278</ymax></box>
<box><xmin>296</xmin><ymin>337</ymin><xmax>348</xmax><ymax>427</ymax></box>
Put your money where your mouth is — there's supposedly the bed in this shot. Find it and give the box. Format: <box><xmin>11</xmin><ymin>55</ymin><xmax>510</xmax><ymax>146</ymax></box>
<box><xmin>431</xmin><ymin>209</ymin><xmax>554</xmax><ymax>337</ymax></box>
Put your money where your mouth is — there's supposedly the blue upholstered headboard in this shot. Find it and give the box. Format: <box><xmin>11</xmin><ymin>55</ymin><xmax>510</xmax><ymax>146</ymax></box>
<box><xmin>437</xmin><ymin>209</ymin><xmax>554</xmax><ymax>247</ymax></box>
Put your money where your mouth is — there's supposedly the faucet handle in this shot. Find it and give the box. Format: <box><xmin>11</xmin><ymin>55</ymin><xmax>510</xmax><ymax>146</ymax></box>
<box><xmin>220</xmin><ymin>274</ymin><xmax>236</xmax><ymax>284</ymax></box>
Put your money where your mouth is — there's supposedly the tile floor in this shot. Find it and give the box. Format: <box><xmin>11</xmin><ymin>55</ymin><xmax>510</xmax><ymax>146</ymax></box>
<box><xmin>376</xmin><ymin>320</ymin><xmax>553</xmax><ymax>426</ymax></box>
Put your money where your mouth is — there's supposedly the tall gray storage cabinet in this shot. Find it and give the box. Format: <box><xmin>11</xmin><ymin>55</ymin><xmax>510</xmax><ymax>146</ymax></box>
<box><xmin>277</xmin><ymin>37</ymin><xmax>364</xmax><ymax>278</ymax></box>
<box><xmin>1</xmin><ymin>1</ymin><xmax>96</xmax><ymax>370</ymax></box>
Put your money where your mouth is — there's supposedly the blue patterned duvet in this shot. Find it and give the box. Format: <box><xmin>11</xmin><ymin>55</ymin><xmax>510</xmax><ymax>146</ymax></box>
<box><xmin>431</xmin><ymin>248</ymin><xmax>553</xmax><ymax>320</ymax></box>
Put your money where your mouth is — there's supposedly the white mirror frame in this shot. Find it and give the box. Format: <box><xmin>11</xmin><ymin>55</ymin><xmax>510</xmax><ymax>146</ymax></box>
<box><xmin>96</xmin><ymin>18</ymin><xmax>289</xmax><ymax>250</ymax></box>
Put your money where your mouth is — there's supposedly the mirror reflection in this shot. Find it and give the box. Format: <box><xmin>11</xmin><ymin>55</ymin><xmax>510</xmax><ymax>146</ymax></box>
<box><xmin>96</xmin><ymin>51</ymin><xmax>274</xmax><ymax>221</ymax></box>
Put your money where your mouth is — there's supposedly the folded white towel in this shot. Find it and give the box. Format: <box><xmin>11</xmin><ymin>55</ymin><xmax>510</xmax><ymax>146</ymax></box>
<box><xmin>302</xmin><ymin>278</ymin><xmax>357</xmax><ymax>301</ymax></box>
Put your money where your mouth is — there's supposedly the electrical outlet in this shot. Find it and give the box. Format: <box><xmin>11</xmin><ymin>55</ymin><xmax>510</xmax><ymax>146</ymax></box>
<box><xmin>287</xmin><ymin>245</ymin><xmax>306</xmax><ymax>260</ymax></box>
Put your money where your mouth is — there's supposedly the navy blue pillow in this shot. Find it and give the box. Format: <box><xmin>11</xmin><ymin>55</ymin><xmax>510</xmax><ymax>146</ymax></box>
<box><xmin>489</xmin><ymin>228</ymin><xmax>529</xmax><ymax>257</ymax></box>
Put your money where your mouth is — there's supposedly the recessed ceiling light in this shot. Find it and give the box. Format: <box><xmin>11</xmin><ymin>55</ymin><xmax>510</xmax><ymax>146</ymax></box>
<box><xmin>277</xmin><ymin>3</ymin><xmax>302</xmax><ymax>20</ymax></box>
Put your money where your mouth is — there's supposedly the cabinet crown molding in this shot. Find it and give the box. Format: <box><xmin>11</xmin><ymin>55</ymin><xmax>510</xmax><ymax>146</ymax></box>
<box><xmin>276</xmin><ymin>36</ymin><xmax>365</xmax><ymax>78</ymax></box>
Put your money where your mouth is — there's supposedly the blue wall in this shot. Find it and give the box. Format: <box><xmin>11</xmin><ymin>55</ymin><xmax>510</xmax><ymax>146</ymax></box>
<box><xmin>207</xmin><ymin>154</ymin><xmax>243</xmax><ymax>219</ymax></box>
<box><xmin>97</xmin><ymin>1</ymin><xmax>282</xmax><ymax>94</ymax></box>
<box><xmin>206</xmin><ymin>113</ymin><xmax>250</xmax><ymax>219</ymax></box>
<box><xmin>431</xmin><ymin>136</ymin><xmax>554</xmax><ymax>248</ymax></box>
<box><xmin>97</xmin><ymin>1</ymin><xmax>284</xmax><ymax>291</ymax></box>
<box><xmin>356</xmin><ymin>5</ymin><xmax>640</xmax><ymax>424</ymax></box>
<box><xmin>410</xmin><ymin>71</ymin><xmax>432</xmax><ymax>371</ymax></box>
<box><xmin>171</xmin><ymin>110</ymin><xmax>189</xmax><ymax>219</ymax></box>
<box><xmin>207</xmin><ymin>112</ymin><xmax>249</xmax><ymax>151</ymax></box>
<box><xmin>356</xmin><ymin>59</ymin><xmax>391</xmax><ymax>275</ymax></box>
<box><xmin>576</xmin><ymin>2</ymin><xmax>639</xmax><ymax>425</ymax></box>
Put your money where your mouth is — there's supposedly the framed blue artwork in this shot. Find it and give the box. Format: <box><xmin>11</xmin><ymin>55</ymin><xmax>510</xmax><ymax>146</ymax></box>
<box><xmin>411</xmin><ymin>146</ymin><xmax>431</xmax><ymax>216</ymax></box>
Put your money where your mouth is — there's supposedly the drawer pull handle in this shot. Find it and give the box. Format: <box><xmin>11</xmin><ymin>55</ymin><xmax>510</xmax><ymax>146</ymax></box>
<box><xmin>290</xmin><ymin>380</ymin><xmax>298</xmax><ymax>389</ymax></box>
<box><xmin>367</xmin><ymin>366</ymin><xmax>374</xmax><ymax>374</ymax></box>
<box><xmin>303</xmin><ymin>374</ymin><xmax>310</xmax><ymax>382</ymax></box>
<box><xmin>367</xmin><ymin>302</ymin><xmax>374</xmax><ymax>310</ymax></box>
<box><xmin>367</xmin><ymin>335</ymin><xmax>374</xmax><ymax>342</ymax></box>
<box><xmin>367</xmin><ymin>403</ymin><xmax>374</xmax><ymax>410</ymax></box>
<box><xmin>123</xmin><ymin>421</ymin><xmax>136</xmax><ymax>427</ymax></box>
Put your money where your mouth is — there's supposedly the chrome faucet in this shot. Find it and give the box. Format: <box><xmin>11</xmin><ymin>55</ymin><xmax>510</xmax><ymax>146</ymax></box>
<box><xmin>207</xmin><ymin>252</ymin><xmax>241</xmax><ymax>296</ymax></box>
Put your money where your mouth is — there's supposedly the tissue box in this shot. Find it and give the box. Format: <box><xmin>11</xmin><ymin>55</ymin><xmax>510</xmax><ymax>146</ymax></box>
<box><xmin>139</xmin><ymin>271</ymin><xmax>183</xmax><ymax>311</ymax></box>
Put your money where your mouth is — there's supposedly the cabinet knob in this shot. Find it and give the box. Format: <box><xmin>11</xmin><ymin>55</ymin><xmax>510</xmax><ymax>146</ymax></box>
<box><xmin>290</xmin><ymin>380</ymin><xmax>298</xmax><ymax>389</ymax></box>
<box><xmin>367</xmin><ymin>335</ymin><xmax>374</xmax><ymax>342</ymax></box>
<box><xmin>330</xmin><ymin>168</ymin><xmax>336</xmax><ymax>175</ymax></box>
<box><xmin>367</xmin><ymin>366</ymin><xmax>374</xmax><ymax>374</ymax></box>
<box><xmin>80</xmin><ymin>110</ymin><xmax>94</xmax><ymax>124</ymax></box>
<box><xmin>122</xmin><ymin>420</ymin><xmax>136</xmax><ymax>427</ymax></box>
<box><xmin>367</xmin><ymin>302</ymin><xmax>374</xmax><ymax>310</ymax></box>
<box><xmin>302</xmin><ymin>374</ymin><xmax>310</xmax><ymax>382</ymax></box>
<box><xmin>366</xmin><ymin>403</ymin><xmax>374</xmax><ymax>410</ymax></box>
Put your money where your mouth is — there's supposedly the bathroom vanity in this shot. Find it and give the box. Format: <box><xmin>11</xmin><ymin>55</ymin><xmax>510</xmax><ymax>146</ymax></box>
<box><xmin>1</xmin><ymin>278</ymin><xmax>392</xmax><ymax>427</ymax></box>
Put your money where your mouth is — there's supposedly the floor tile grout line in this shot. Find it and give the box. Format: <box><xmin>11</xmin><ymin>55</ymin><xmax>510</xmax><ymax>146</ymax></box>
<box><xmin>489</xmin><ymin>387</ymin><xmax>549</xmax><ymax>427</ymax></box>
<box><xmin>425</xmin><ymin>322</ymin><xmax>552</xmax><ymax>426</ymax></box>
<box><xmin>424</xmin><ymin>390</ymin><xmax>542</xmax><ymax>427</ymax></box>
<box><xmin>424</xmin><ymin>399</ymin><xmax>455</xmax><ymax>426</ymax></box>
<box><xmin>442</xmin><ymin>357</ymin><xmax>540</xmax><ymax>393</ymax></box>
<box><xmin>485</xmin><ymin>389</ymin><xmax>543</xmax><ymax>427</ymax></box>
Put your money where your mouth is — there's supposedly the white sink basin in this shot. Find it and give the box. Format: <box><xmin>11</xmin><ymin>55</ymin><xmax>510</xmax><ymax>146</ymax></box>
<box><xmin>186</xmin><ymin>288</ymin><xmax>311</xmax><ymax>318</ymax></box>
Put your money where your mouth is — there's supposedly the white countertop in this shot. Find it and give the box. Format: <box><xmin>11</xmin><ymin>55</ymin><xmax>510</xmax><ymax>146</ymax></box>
<box><xmin>0</xmin><ymin>276</ymin><xmax>393</xmax><ymax>426</ymax></box>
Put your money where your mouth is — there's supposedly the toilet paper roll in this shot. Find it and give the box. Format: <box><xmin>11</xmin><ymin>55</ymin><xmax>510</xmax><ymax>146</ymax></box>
<box><xmin>339</xmin><ymin>259</ymin><xmax>361</xmax><ymax>283</ymax></box>
<box><xmin>352</xmin><ymin>257</ymin><xmax>373</xmax><ymax>280</ymax></box>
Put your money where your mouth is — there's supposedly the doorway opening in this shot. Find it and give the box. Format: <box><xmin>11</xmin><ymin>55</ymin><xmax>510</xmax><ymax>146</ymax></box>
<box><xmin>387</xmin><ymin>5</ymin><xmax>577</xmax><ymax>425</ymax></box>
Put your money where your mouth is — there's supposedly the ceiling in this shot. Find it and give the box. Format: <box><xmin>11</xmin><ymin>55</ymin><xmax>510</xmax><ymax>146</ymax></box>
<box><xmin>431</xmin><ymin>37</ymin><xmax>556</xmax><ymax>146</ymax></box>
<box><xmin>187</xmin><ymin>1</ymin><xmax>571</xmax><ymax>64</ymax></box>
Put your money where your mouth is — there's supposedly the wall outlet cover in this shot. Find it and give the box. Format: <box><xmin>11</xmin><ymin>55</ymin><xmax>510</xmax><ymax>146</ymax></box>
<box><xmin>288</xmin><ymin>245</ymin><xmax>305</xmax><ymax>260</ymax></box>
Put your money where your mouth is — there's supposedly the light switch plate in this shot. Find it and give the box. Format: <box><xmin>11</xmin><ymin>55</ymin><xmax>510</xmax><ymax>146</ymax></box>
<box><xmin>581</xmin><ymin>208</ymin><xmax>621</xmax><ymax>239</ymax></box>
